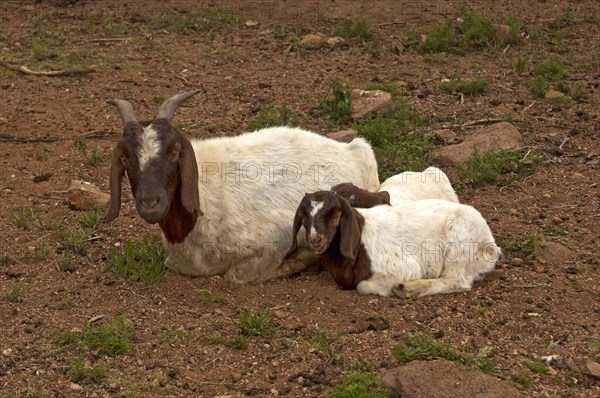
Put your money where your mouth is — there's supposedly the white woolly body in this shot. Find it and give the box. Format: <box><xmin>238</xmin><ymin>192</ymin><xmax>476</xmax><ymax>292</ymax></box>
<box><xmin>379</xmin><ymin>167</ymin><xmax>459</xmax><ymax>205</ymax></box>
<box><xmin>354</xmin><ymin>199</ymin><xmax>500</xmax><ymax>297</ymax></box>
<box><xmin>163</xmin><ymin>127</ymin><xmax>380</xmax><ymax>283</ymax></box>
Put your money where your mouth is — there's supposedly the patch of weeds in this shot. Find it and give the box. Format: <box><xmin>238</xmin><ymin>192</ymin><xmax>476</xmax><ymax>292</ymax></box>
<box><xmin>502</xmin><ymin>231</ymin><xmax>543</xmax><ymax>263</ymax></box>
<box><xmin>57</xmin><ymin>229</ymin><xmax>89</xmax><ymax>256</ymax></box>
<box><xmin>531</xmin><ymin>76</ymin><xmax>548</xmax><ymax>99</ymax></box>
<box><xmin>334</xmin><ymin>17</ymin><xmax>373</xmax><ymax>41</ymax></box>
<box><xmin>17</xmin><ymin>386</ymin><xmax>52</xmax><ymax>398</ymax></box>
<box><xmin>56</xmin><ymin>251</ymin><xmax>78</xmax><ymax>273</ymax></box>
<box><xmin>106</xmin><ymin>239</ymin><xmax>167</xmax><ymax>285</ymax></box>
<box><xmin>529</xmin><ymin>25</ymin><xmax>542</xmax><ymax>42</ymax></box>
<box><xmin>13</xmin><ymin>207</ymin><xmax>36</xmax><ymax>229</ymax></box>
<box><xmin>104</xmin><ymin>22</ymin><xmax>125</xmax><ymax>37</ymax></box>
<box><xmin>150</xmin><ymin>12</ymin><xmax>196</xmax><ymax>33</ymax></box>
<box><xmin>5</xmin><ymin>285</ymin><xmax>25</xmax><ymax>303</ymax></box>
<box><xmin>542</xmin><ymin>222</ymin><xmax>568</xmax><ymax>236</ymax></box>
<box><xmin>235</xmin><ymin>309</ymin><xmax>280</xmax><ymax>338</ymax></box>
<box><xmin>248</xmin><ymin>103</ymin><xmax>301</xmax><ymax>130</ymax></box>
<box><xmin>570</xmin><ymin>81</ymin><xmax>586</xmax><ymax>102</ymax></box>
<box><xmin>419</xmin><ymin>3</ymin><xmax>498</xmax><ymax>54</ymax></box>
<box><xmin>55</xmin><ymin>316</ymin><xmax>131</xmax><ymax>356</ymax></box>
<box><xmin>392</xmin><ymin>333</ymin><xmax>497</xmax><ymax>375</ymax></box>
<box><xmin>311</xmin><ymin>329</ymin><xmax>341</xmax><ymax>351</ymax></box>
<box><xmin>30</xmin><ymin>38</ymin><xmax>48</xmax><ymax>61</ymax></box>
<box><xmin>523</xmin><ymin>359</ymin><xmax>549</xmax><ymax>374</ymax></box>
<box><xmin>67</xmin><ymin>357</ymin><xmax>107</xmax><ymax>384</ymax></box>
<box><xmin>31</xmin><ymin>242</ymin><xmax>51</xmax><ymax>260</ymax></box>
<box><xmin>550</xmin><ymin>95</ymin><xmax>573</xmax><ymax>107</ymax></box>
<box><xmin>356</xmin><ymin>104</ymin><xmax>432</xmax><ymax>180</ymax></box>
<box><xmin>590</xmin><ymin>337</ymin><xmax>600</xmax><ymax>354</ymax></box>
<box><xmin>206</xmin><ymin>333</ymin><xmax>249</xmax><ymax>349</ymax></box>
<box><xmin>537</xmin><ymin>59</ymin><xmax>568</xmax><ymax>83</ymax></box>
<box><xmin>78</xmin><ymin>207</ymin><xmax>104</xmax><ymax>229</ymax></box>
<box><xmin>503</xmin><ymin>16</ymin><xmax>524</xmax><ymax>45</ymax></box>
<box><xmin>158</xmin><ymin>327</ymin><xmax>189</xmax><ymax>343</ymax></box>
<box><xmin>550</xmin><ymin>6</ymin><xmax>575</xmax><ymax>29</ymax></box>
<box><xmin>320</xmin><ymin>78</ymin><xmax>352</xmax><ymax>126</ymax></box>
<box><xmin>0</xmin><ymin>255</ymin><xmax>16</xmax><ymax>266</ymax></box>
<box><xmin>348</xmin><ymin>359</ymin><xmax>378</xmax><ymax>372</ymax></box>
<box><xmin>328</xmin><ymin>372</ymin><xmax>389</xmax><ymax>398</ymax></box>
<box><xmin>511</xmin><ymin>374</ymin><xmax>532</xmax><ymax>388</ymax></box>
<box><xmin>197</xmin><ymin>290</ymin><xmax>225</xmax><ymax>304</ymax></box>
<box><xmin>458</xmin><ymin>147</ymin><xmax>539</xmax><ymax>187</ymax></box>
<box><xmin>515</xmin><ymin>55</ymin><xmax>529</xmax><ymax>74</ymax></box>
<box><xmin>73</xmin><ymin>135</ymin><xmax>101</xmax><ymax>167</ymax></box>
<box><xmin>59</xmin><ymin>49</ymin><xmax>102</xmax><ymax>68</ymax></box>
<box><xmin>365</xmin><ymin>80</ymin><xmax>398</xmax><ymax>96</ymax></box>
<box><xmin>438</xmin><ymin>77</ymin><xmax>489</xmax><ymax>97</ymax></box>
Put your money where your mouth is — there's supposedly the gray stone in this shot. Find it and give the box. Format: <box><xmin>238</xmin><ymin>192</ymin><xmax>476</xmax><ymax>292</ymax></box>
<box><xmin>350</xmin><ymin>89</ymin><xmax>393</xmax><ymax>120</ymax></box>
<box><xmin>67</xmin><ymin>180</ymin><xmax>110</xmax><ymax>210</ymax></box>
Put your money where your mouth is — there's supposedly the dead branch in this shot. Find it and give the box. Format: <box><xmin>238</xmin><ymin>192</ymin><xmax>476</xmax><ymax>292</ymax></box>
<box><xmin>0</xmin><ymin>60</ymin><xmax>94</xmax><ymax>77</ymax></box>
<box><xmin>88</xmin><ymin>37</ymin><xmax>131</xmax><ymax>43</ymax></box>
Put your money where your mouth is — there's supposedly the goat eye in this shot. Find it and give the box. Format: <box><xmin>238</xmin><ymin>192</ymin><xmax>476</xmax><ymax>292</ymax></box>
<box><xmin>171</xmin><ymin>149</ymin><xmax>180</xmax><ymax>160</ymax></box>
<box><xmin>120</xmin><ymin>155</ymin><xmax>127</xmax><ymax>164</ymax></box>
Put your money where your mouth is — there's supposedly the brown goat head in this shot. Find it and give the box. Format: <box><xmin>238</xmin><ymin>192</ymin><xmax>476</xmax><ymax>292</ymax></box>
<box><xmin>331</xmin><ymin>182</ymin><xmax>391</xmax><ymax>208</ymax></box>
<box><xmin>287</xmin><ymin>191</ymin><xmax>361</xmax><ymax>261</ymax></box>
<box><xmin>105</xmin><ymin>90</ymin><xmax>203</xmax><ymax>241</ymax></box>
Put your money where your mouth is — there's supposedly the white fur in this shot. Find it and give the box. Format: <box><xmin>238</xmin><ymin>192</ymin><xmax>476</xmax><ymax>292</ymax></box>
<box><xmin>351</xmin><ymin>199</ymin><xmax>500</xmax><ymax>298</ymax></box>
<box><xmin>163</xmin><ymin>127</ymin><xmax>380</xmax><ymax>283</ymax></box>
<box><xmin>138</xmin><ymin>125</ymin><xmax>161</xmax><ymax>171</ymax></box>
<box><xmin>379</xmin><ymin>167</ymin><xmax>459</xmax><ymax>205</ymax></box>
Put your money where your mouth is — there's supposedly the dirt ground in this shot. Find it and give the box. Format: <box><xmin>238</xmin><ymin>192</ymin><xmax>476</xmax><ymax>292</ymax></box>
<box><xmin>1</xmin><ymin>0</ymin><xmax>599</xmax><ymax>397</ymax></box>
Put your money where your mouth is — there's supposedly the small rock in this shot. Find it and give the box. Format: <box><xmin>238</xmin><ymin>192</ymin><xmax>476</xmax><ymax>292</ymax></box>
<box><xmin>326</xmin><ymin>36</ymin><xmax>345</xmax><ymax>47</ymax></box>
<box><xmin>70</xmin><ymin>383</ymin><xmax>83</xmax><ymax>391</ymax></box>
<box><xmin>584</xmin><ymin>359</ymin><xmax>600</xmax><ymax>379</ymax></box>
<box><xmin>545</xmin><ymin>90</ymin><xmax>566</xmax><ymax>99</ymax></box>
<box><xmin>434</xmin><ymin>129</ymin><xmax>460</xmax><ymax>144</ymax></box>
<box><xmin>511</xmin><ymin>257</ymin><xmax>524</xmax><ymax>267</ymax></box>
<box><xmin>2</xmin><ymin>348</ymin><xmax>12</xmax><ymax>356</ymax></box>
<box><xmin>67</xmin><ymin>180</ymin><xmax>110</xmax><ymax>211</ymax></box>
<box><xmin>22</xmin><ymin>5</ymin><xmax>35</xmax><ymax>12</ymax></box>
<box><xmin>350</xmin><ymin>89</ymin><xmax>393</xmax><ymax>120</ymax></box>
<box><xmin>508</xmin><ymin>208</ymin><xmax>519</xmax><ymax>216</ymax></box>
<box><xmin>326</xmin><ymin>129</ymin><xmax>358</xmax><ymax>143</ymax></box>
<box><xmin>245</xmin><ymin>20</ymin><xmax>258</xmax><ymax>27</ymax></box>
<box><xmin>299</xmin><ymin>33</ymin><xmax>326</xmax><ymax>49</ymax></box>
<box><xmin>492</xmin><ymin>23</ymin><xmax>512</xmax><ymax>44</ymax></box>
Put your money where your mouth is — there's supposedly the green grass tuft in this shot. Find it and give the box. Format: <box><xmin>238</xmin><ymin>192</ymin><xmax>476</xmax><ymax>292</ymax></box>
<box><xmin>206</xmin><ymin>333</ymin><xmax>249</xmax><ymax>349</ymax></box>
<box><xmin>502</xmin><ymin>231</ymin><xmax>543</xmax><ymax>263</ymax></box>
<box><xmin>537</xmin><ymin>59</ymin><xmax>568</xmax><ymax>83</ymax></box>
<box><xmin>392</xmin><ymin>333</ymin><xmax>498</xmax><ymax>374</ymax></box>
<box><xmin>458</xmin><ymin>148</ymin><xmax>539</xmax><ymax>186</ymax></box>
<box><xmin>5</xmin><ymin>285</ymin><xmax>25</xmax><ymax>303</ymax></box>
<box><xmin>311</xmin><ymin>329</ymin><xmax>341</xmax><ymax>351</ymax></box>
<box><xmin>248</xmin><ymin>103</ymin><xmax>301</xmax><ymax>130</ymax></box>
<box><xmin>523</xmin><ymin>359</ymin><xmax>550</xmax><ymax>374</ymax></box>
<box><xmin>197</xmin><ymin>290</ymin><xmax>225</xmax><ymax>303</ymax></box>
<box><xmin>73</xmin><ymin>135</ymin><xmax>101</xmax><ymax>167</ymax></box>
<box><xmin>67</xmin><ymin>358</ymin><xmax>108</xmax><ymax>384</ymax></box>
<box><xmin>511</xmin><ymin>374</ymin><xmax>533</xmax><ymax>388</ymax></box>
<box><xmin>13</xmin><ymin>207</ymin><xmax>36</xmax><ymax>229</ymax></box>
<box><xmin>328</xmin><ymin>372</ymin><xmax>389</xmax><ymax>398</ymax></box>
<box><xmin>590</xmin><ymin>337</ymin><xmax>600</xmax><ymax>354</ymax></box>
<box><xmin>334</xmin><ymin>17</ymin><xmax>373</xmax><ymax>41</ymax></box>
<box><xmin>55</xmin><ymin>316</ymin><xmax>131</xmax><ymax>356</ymax></box>
<box><xmin>320</xmin><ymin>78</ymin><xmax>353</xmax><ymax>126</ymax></box>
<box><xmin>106</xmin><ymin>239</ymin><xmax>167</xmax><ymax>284</ymax></box>
<box><xmin>235</xmin><ymin>309</ymin><xmax>280</xmax><ymax>338</ymax></box>
<box><xmin>515</xmin><ymin>56</ymin><xmax>529</xmax><ymax>74</ymax></box>
<box><xmin>439</xmin><ymin>77</ymin><xmax>489</xmax><ymax>97</ymax></box>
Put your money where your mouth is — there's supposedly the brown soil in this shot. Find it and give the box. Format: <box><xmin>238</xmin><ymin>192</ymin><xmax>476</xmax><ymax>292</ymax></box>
<box><xmin>1</xmin><ymin>1</ymin><xmax>599</xmax><ymax>397</ymax></box>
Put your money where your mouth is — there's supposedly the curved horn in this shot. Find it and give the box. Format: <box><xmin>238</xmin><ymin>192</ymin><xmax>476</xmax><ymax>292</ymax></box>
<box><xmin>156</xmin><ymin>89</ymin><xmax>203</xmax><ymax>122</ymax></box>
<box><xmin>106</xmin><ymin>99</ymin><xmax>138</xmax><ymax>124</ymax></box>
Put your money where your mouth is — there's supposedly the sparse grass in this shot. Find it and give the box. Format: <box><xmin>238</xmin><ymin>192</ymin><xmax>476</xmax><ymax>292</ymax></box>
<box><xmin>334</xmin><ymin>17</ymin><xmax>373</xmax><ymax>41</ymax></box>
<box><xmin>365</xmin><ymin>81</ymin><xmax>398</xmax><ymax>96</ymax></box>
<box><xmin>150</xmin><ymin>12</ymin><xmax>196</xmax><ymax>33</ymax></box>
<box><xmin>590</xmin><ymin>337</ymin><xmax>600</xmax><ymax>354</ymax></box>
<box><xmin>328</xmin><ymin>372</ymin><xmax>389</xmax><ymax>398</ymax></box>
<box><xmin>30</xmin><ymin>242</ymin><xmax>51</xmax><ymax>260</ymax></box>
<box><xmin>515</xmin><ymin>56</ymin><xmax>529</xmax><ymax>74</ymax></box>
<box><xmin>531</xmin><ymin>76</ymin><xmax>548</xmax><ymax>99</ymax></box>
<box><xmin>30</xmin><ymin>38</ymin><xmax>48</xmax><ymax>61</ymax></box>
<box><xmin>56</xmin><ymin>251</ymin><xmax>78</xmax><ymax>273</ymax></box>
<box><xmin>197</xmin><ymin>290</ymin><xmax>225</xmax><ymax>304</ymax></box>
<box><xmin>392</xmin><ymin>333</ymin><xmax>497</xmax><ymax>375</ymax></box>
<box><xmin>13</xmin><ymin>207</ymin><xmax>36</xmax><ymax>229</ymax></box>
<box><xmin>73</xmin><ymin>135</ymin><xmax>101</xmax><ymax>167</ymax></box>
<box><xmin>503</xmin><ymin>231</ymin><xmax>543</xmax><ymax>263</ymax></box>
<box><xmin>206</xmin><ymin>333</ymin><xmax>249</xmax><ymax>349</ymax></box>
<box><xmin>348</xmin><ymin>359</ymin><xmax>378</xmax><ymax>372</ymax></box>
<box><xmin>78</xmin><ymin>207</ymin><xmax>104</xmax><ymax>229</ymax></box>
<box><xmin>523</xmin><ymin>359</ymin><xmax>550</xmax><ymax>374</ymax></box>
<box><xmin>511</xmin><ymin>374</ymin><xmax>532</xmax><ymax>388</ymax></box>
<box><xmin>311</xmin><ymin>329</ymin><xmax>341</xmax><ymax>351</ymax></box>
<box><xmin>537</xmin><ymin>59</ymin><xmax>568</xmax><ymax>84</ymax></box>
<box><xmin>458</xmin><ymin>147</ymin><xmax>539</xmax><ymax>187</ymax></box>
<box><xmin>235</xmin><ymin>309</ymin><xmax>280</xmax><ymax>338</ymax></box>
<box><xmin>158</xmin><ymin>327</ymin><xmax>189</xmax><ymax>343</ymax></box>
<box><xmin>438</xmin><ymin>77</ymin><xmax>489</xmax><ymax>97</ymax></box>
<box><xmin>356</xmin><ymin>101</ymin><xmax>432</xmax><ymax>180</ymax></box>
<box><xmin>103</xmin><ymin>22</ymin><xmax>125</xmax><ymax>37</ymax></box>
<box><xmin>570</xmin><ymin>81</ymin><xmax>587</xmax><ymax>101</ymax></box>
<box><xmin>542</xmin><ymin>222</ymin><xmax>568</xmax><ymax>236</ymax></box>
<box><xmin>503</xmin><ymin>16</ymin><xmax>524</xmax><ymax>45</ymax></box>
<box><xmin>55</xmin><ymin>316</ymin><xmax>131</xmax><ymax>356</ymax></box>
<box><xmin>248</xmin><ymin>103</ymin><xmax>301</xmax><ymax>130</ymax></box>
<box><xmin>67</xmin><ymin>358</ymin><xmax>107</xmax><ymax>384</ymax></box>
<box><xmin>152</xmin><ymin>95</ymin><xmax>167</xmax><ymax>104</ymax></box>
<box><xmin>419</xmin><ymin>3</ymin><xmax>499</xmax><ymax>55</ymax></box>
<box><xmin>550</xmin><ymin>6</ymin><xmax>575</xmax><ymax>29</ymax></box>
<box><xmin>106</xmin><ymin>239</ymin><xmax>167</xmax><ymax>284</ymax></box>
<box><xmin>320</xmin><ymin>78</ymin><xmax>352</xmax><ymax>126</ymax></box>
<box><xmin>5</xmin><ymin>285</ymin><xmax>24</xmax><ymax>303</ymax></box>
<box><xmin>57</xmin><ymin>228</ymin><xmax>89</xmax><ymax>256</ymax></box>
<box><xmin>0</xmin><ymin>255</ymin><xmax>16</xmax><ymax>266</ymax></box>
<box><xmin>529</xmin><ymin>25</ymin><xmax>542</xmax><ymax>42</ymax></box>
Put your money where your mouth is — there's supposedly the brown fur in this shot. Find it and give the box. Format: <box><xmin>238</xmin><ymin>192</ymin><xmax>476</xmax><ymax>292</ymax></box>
<box><xmin>287</xmin><ymin>191</ymin><xmax>373</xmax><ymax>290</ymax></box>
<box><xmin>331</xmin><ymin>182</ymin><xmax>391</xmax><ymax>208</ymax></box>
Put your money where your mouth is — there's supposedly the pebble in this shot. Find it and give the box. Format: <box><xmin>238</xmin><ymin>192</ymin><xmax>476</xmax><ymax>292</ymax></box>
<box><xmin>70</xmin><ymin>383</ymin><xmax>83</xmax><ymax>391</ymax></box>
<box><xmin>2</xmin><ymin>348</ymin><xmax>12</xmax><ymax>356</ymax></box>
<box><xmin>508</xmin><ymin>208</ymin><xmax>519</xmax><ymax>216</ymax></box>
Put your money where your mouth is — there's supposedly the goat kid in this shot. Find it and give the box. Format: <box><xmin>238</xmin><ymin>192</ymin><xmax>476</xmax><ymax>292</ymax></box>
<box><xmin>105</xmin><ymin>90</ymin><xmax>380</xmax><ymax>284</ymax></box>
<box><xmin>332</xmin><ymin>166</ymin><xmax>459</xmax><ymax>208</ymax></box>
<box><xmin>286</xmin><ymin>191</ymin><xmax>500</xmax><ymax>298</ymax></box>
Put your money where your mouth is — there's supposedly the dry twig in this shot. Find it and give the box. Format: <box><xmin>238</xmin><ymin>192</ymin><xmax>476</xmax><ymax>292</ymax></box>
<box><xmin>0</xmin><ymin>60</ymin><xmax>94</xmax><ymax>77</ymax></box>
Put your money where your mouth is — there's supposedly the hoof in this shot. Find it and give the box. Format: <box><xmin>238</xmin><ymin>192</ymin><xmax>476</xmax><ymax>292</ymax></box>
<box><xmin>392</xmin><ymin>285</ymin><xmax>410</xmax><ymax>299</ymax></box>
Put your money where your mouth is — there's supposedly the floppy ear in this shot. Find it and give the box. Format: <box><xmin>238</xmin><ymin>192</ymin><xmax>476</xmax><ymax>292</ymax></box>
<box><xmin>337</xmin><ymin>196</ymin><xmax>361</xmax><ymax>261</ymax></box>
<box><xmin>104</xmin><ymin>147</ymin><xmax>124</xmax><ymax>223</ymax></box>
<box><xmin>178</xmin><ymin>136</ymin><xmax>203</xmax><ymax>217</ymax></box>
<box><xmin>377</xmin><ymin>190</ymin><xmax>391</xmax><ymax>205</ymax></box>
<box><xmin>285</xmin><ymin>202</ymin><xmax>305</xmax><ymax>258</ymax></box>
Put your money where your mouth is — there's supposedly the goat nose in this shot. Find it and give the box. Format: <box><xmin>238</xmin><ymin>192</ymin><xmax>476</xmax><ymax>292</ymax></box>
<box><xmin>310</xmin><ymin>235</ymin><xmax>322</xmax><ymax>245</ymax></box>
<box><xmin>142</xmin><ymin>196</ymin><xmax>159</xmax><ymax>209</ymax></box>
